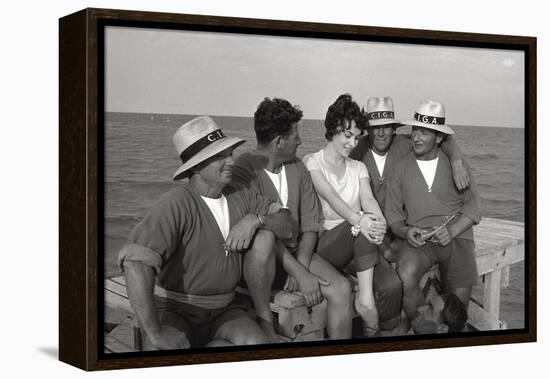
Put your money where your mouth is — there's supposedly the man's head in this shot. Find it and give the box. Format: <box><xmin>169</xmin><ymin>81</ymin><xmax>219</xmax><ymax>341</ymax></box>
<box><xmin>411</xmin><ymin>277</ymin><xmax>468</xmax><ymax>334</ymax></box>
<box><xmin>324</xmin><ymin>94</ymin><xmax>365</xmax><ymax>156</ymax></box>
<box><xmin>254</xmin><ymin>97</ymin><xmax>303</xmax><ymax>161</ymax></box>
<box><xmin>406</xmin><ymin>100</ymin><xmax>454</xmax><ymax>159</ymax></box>
<box><xmin>364</xmin><ymin>97</ymin><xmax>402</xmax><ymax>155</ymax></box>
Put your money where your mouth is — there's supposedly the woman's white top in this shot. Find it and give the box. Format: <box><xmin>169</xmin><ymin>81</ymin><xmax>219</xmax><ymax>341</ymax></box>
<box><xmin>303</xmin><ymin>149</ymin><xmax>369</xmax><ymax>230</ymax></box>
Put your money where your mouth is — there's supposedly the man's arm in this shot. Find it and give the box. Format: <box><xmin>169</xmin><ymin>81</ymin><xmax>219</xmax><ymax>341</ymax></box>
<box><xmin>275</xmin><ymin>237</ymin><xmax>329</xmax><ymax>307</ymax></box>
<box><xmin>123</xmin><ymin>258</ymin><xmax>190</xmax><ymax>349</ymax></box>
<box><xmin>440</xmin><ymin>135</ymin><xmax>470</xmax><ymax>190</ymax></box>
<box><xmin>225</xmin><ymin>208</ymin><xmax>299</xmax><ymax>253</ymax></box>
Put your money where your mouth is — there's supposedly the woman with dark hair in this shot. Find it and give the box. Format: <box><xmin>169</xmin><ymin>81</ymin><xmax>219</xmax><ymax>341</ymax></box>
<box><xmin>303</xmin><ymin>94</ymin><xmax>401</xmax><ymax>337</ymax></box>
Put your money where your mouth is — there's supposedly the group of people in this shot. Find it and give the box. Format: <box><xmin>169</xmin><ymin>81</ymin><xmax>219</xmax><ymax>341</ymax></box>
<box><xmin>117</xmin><ymin>94</ymin><xmax>482</xmax><ymax>349</ymax></box>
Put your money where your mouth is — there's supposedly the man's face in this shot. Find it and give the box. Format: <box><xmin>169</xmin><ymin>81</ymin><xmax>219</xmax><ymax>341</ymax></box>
<box><xmin>411</xmin><ymin>278</ymin><xmax>448</xmax><ymax>334</ymax></box>
<box><xmin>278</xmin><ymin>122</ymin><xmax>302</xmax><ymax>161</ymax></box>
<box><xmin>198</xmin><ymin>148</ymin><xmax>235</xmax><ymax>187</ymax></box>
<box><xmin>411</xmin><ymin>126</ymin><xmax>442</xmax><ymax>159</ymax></box>
<box><xmin>367</xmin><ymin>125</ymin><xmax>395</xmax><ymax>155</ymax></box>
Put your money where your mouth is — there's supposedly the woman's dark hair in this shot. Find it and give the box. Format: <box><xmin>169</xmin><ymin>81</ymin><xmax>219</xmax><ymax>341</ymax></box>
<box><xmin>440</xmin><ymin>293</ymin><xmax>468</xmax><ymax>333</ymax></box>
<box><xmin>324</xmin><ymin>94</ymin><xmax>366</xmax><ymax>140</ymax></box>
<box><xmin>254</xmin><ymin>98</ymin><xmax>303</xmax><ymax>145</ymax></box>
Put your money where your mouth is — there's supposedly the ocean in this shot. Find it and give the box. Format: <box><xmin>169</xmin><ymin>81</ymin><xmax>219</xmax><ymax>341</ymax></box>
<box><xmin>104</xmin><ymin>112</ymin><xmax>526</xmax><ymax>328</ymax></box>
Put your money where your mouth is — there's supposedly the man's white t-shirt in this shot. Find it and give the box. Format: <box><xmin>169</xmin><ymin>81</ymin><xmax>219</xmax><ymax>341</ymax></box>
<box><xmin>201</xmin><ymin>194</ymin><xmax>230</xmax><ymax>240</ymax></box>
<box><xmin>416</xmin><ymin>157</ymin><xmax>439</xmax><ymax>192</ymax></box>
<box><xmin>264</xmin><ymin>165</ymin><xmax>289</xmax><ymax>207</ymax></box>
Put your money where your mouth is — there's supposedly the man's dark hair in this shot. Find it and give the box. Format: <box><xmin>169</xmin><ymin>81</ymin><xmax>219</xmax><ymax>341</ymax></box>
<box><xmin>254</xmin><ymin>97</ymin><xmax>303</xmax><ymax>145</ymax></box>
<box><xmin>440</xmin><ymin>293</ymin><xmax>468</xmax><ymax>333</ymax></box>
<box><xmin>324</xmin><ymin>94</ymin><xmax>366</xmax><ymax>141</ymax></box>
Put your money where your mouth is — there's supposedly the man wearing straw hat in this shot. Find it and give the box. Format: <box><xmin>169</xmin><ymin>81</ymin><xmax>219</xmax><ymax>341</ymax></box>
<box><xmin>385</xmin><ymin>100</ymin><xmax>482</xmax><ymax>327</ymax></box>
<box><xmin>231</xmin><ymin>98</ymin><xmax>354</xmax><ymax>342</ymax></box>
<box><xmin>348</xmin><ymin>96</ymin><xmax>469</xmax><ymax>331</ymax></box>
<box><xmin>118</xmin><ymin>116</ymin><xmax>298</xmax><ymax>349</ymax></box>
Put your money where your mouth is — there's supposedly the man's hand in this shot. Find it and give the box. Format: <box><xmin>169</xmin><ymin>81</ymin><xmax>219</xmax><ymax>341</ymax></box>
<box><xmin>148</xmin><ymin>325</ymin><xmax>191</xmax><ymax>350</ymax></box>
<box><xmin>226</xmin><ymin>214</ymin><xmax>260</xmax><ymax>253</ymax></box>
<box><xmin>296</xmin><ymin>272</ymin><xmax>330</xmax><ymax>307</ymax></box>
<box><xmin>406</xmin><ymin>226</ymin><xmax>427</xmax><ymax>248</ymax></box>
<box><xmin>283</xmin><ymin>275</ymin><xmax>300</xmax><ymax>293</ymax></box>
<box><xmin>451</xmin><ymin>160</ymin><xmax>470</xmax><ymax>191</ymax></box>
<box><xmin>430</xmin><ymin>226</ymin><xmax>452</xmax><ymax>246</ymax></box>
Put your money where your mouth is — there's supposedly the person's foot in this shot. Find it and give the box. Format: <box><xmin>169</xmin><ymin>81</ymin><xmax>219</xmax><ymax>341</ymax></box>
<box><xmin>256</xmin><ymin>316</ymin><xmax>290</xmax><ymax>343</ymax></box>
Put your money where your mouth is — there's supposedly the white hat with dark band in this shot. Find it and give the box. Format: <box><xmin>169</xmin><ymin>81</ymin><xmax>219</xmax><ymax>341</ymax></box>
<box><xmin>172</xmin><ymin>116</ymin><xmax>245</xmax><ymax>180</ymax></box>
<box><xmin>406</xmin><ymin>100</ymin><xmax>454</xmax><ymax>135</ymax></box>
<box><xmin>365</xmin><ymin>97</ymin><xmax>402</xmax><ymax>127</ymax></box>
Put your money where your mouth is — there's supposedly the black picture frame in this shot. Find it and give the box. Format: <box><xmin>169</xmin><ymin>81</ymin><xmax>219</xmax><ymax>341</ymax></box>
<box><xmin>59</xmin><ymin>7</ymin><xmax>536</xmax><ymax>371</ymax></box>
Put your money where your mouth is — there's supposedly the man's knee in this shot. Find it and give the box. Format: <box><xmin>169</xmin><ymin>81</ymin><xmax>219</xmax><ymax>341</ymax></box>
<box><xmin>323</xmin><ymin>275</ymin><xmax>352</xmax><ymax>302</ymax></box>
<box><xmin>247</xmin><ymin>230</ymin><xmax>275</xmax><ymax>263</ymax></box>
<box><xmin>240</xmin><ymin>331</ymin><xmax>269</xmax><ymax>346</ymax></box>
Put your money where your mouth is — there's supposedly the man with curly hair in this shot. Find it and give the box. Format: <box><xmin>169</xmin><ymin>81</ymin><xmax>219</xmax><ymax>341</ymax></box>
<box><xmin>231</xmin><ymin>98</ymin><xmax>354</xmax><ymax>342</ymax></box>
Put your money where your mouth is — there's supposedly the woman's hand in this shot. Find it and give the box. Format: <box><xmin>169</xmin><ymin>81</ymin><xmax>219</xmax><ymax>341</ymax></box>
<box><xmin>359</xmin><ymin>213</ymin><xmax>386</xmax><ymax>245</ymax></box>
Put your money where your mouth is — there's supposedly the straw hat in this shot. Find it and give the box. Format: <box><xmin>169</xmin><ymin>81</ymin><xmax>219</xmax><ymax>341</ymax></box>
<box><xmin>406</xmin><ymin>100</ymin><xmax>454</xmax><ymax>135</ymax></box>
<box><xmin>172</xmin><ymin>116</ymin><xmax>245</xmax><ymax>180</ymax></box>
<box><xmin>365</xmin><ymin>96</ymin><xmax>402</xmax><ymax>127</ymax></box>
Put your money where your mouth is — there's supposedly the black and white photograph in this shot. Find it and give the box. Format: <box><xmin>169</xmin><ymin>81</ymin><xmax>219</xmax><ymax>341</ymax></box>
<box><xmin>101</xmin><ymin>19</ymin><xmax>529</xmax><ymax>356</ymax></box>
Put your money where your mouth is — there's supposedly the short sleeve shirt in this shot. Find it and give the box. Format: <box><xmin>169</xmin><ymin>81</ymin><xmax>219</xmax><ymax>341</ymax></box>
<box><xmin>303</xmin><ymin>149</ymin><xmax>369</xmax><ymax>230</ymax></box>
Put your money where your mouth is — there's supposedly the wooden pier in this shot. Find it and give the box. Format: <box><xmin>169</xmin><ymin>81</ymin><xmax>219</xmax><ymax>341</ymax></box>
<box><xmin>104</xmin><ymin>217</ymin><xmax>525</xmax><ymax>351</ymax></box>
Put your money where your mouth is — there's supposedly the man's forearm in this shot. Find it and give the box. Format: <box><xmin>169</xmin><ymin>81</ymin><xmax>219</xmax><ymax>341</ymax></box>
<box><xmin>448</xmin><ymin>215</ymin><xmax>475</xmax><ymax>239</ymax></box>
<box><xmin>275</xmin><ymin>241</ymin><xmax>309</xmax><ymax>278</ymax></box>
<box><xmin>123</xmin><ymin>260</ymin><xmax>161</xmax><ymax>336</ymax></box>
<box><xmin>295</xmin><ymin>232</ymin><xmax>317</xmax><ymax>270</ymax></box>
<box><xmin>440</xmin><ymin>135</ymin><xmax>462</xmax><ymax>162</ymax></box>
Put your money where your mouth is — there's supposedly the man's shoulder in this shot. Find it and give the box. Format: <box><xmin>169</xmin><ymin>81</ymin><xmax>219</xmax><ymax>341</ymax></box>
<box><xmin>234</xmin><ymin>151</ymin><xmax>268</xmax><ymax>171</ymax></box>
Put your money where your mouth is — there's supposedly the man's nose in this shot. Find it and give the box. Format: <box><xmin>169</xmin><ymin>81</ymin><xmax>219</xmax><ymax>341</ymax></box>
<box><xmin>297</xmin><ymin>136</ymin><xmax>302</xmax><ymax>146</ymax></box>
<box><xmin>376</xmin><ymin>128</ymin><xmax>385</xmax><ymax>137</ymax></box>
<box><xmin>225</xmin><ymin>155</ymin><xmax>234</xmax><ymax>165</ymax></box>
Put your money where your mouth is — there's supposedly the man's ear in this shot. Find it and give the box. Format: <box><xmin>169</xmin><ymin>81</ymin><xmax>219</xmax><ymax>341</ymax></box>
<box><xmin>436</xmin><ymin>323</ymin><xmax>449</xmax><ymax>334</ymax></box>
<box><xmin>436</xmin><ymin>134</ymin><xmax>444</xmax><ymax>145</ymax></box>
<box><xmin>274</xmin><ymin>135</ymin><xmax>283</xmax><ymax>149</ymax></box>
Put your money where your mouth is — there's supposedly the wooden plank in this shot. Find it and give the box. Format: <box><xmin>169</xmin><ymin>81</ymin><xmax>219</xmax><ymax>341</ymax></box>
<box><xmin>501</xmin><ymin>266</ymin><xmax>511</xmax><ymax>288</ymax></box>
<box><xmin>483</xmin><ymin>269</ymin><xmax>502</xmax><ymax>318</ymax></box>
<box><xmin>476</xmin><ymin>245</ymin><xmax>524</xmax><ymax>275</ymax></box>
<box><xmin>468</xmin><ymin>301</ymin><xmax>506</xmax><ymax>331</ymax></box>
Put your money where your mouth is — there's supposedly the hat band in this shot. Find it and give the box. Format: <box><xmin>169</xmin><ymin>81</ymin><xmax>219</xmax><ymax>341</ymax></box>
<box><xmin>414</xmin><ymin>112</ymin><xmax>445</xmax><ymax>125</ymax></box>
<box><xmin>367</xmin><ymin>111</ymin><xmax>395</xmax><ymax>120</ymax></box>
<box><xmin>179</xmin><ymin>129</ymin><xmax>226</xmax><ymax>164</ymax></box>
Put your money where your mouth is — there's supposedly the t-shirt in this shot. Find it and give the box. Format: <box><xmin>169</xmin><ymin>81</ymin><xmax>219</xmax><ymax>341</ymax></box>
<box><xmin>303</xmin><ymin>149</ymin><xmax>369</xmax><ymax>230</ymax></box>
<box><xmin>372</xmin><ymin>150</ymin><xmax>387</xmax><ymax>176</ymax></box>
<box><xmin>416</xmin><ymin>157</ymin><xmax>439</xmax><ymax>192</ymax></box>
<box><xmin>201</xmin><ymin>195</ymin><xmax>230</xmax><ymax>240</ymax></box>
<box><xmin>263</xmin><ymin>165</ymin><xmax>289</xmax><ymax>207</ymax></box>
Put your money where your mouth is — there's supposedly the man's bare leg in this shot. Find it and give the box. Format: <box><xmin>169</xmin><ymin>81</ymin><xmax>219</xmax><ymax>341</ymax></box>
<box><xmin>243</xmin><ymin>230</ymin><xmax>285</xmax><ymax>343</ymax></box>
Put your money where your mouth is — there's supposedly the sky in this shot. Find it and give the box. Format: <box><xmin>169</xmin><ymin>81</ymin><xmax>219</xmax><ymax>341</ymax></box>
<box><xmin>105</xmin><ymin>26</ymin><xmax>525</xmax><ymax>128</ymax></box>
